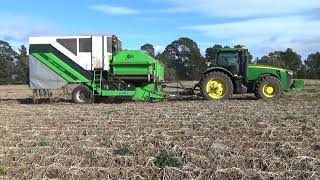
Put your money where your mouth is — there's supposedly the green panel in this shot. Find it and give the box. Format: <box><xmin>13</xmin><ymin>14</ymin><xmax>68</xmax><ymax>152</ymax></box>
<box><xmin>45</xmin><ymin>53</ymin><xmax>90</xmax><ymax>83</ymax></box>
<box><xmin>33</xmin><ymin>53</ymin><xmax>76</xmax><ymax>82</ymax></box>
<box><xmin>113</xmin><ymin>50</ymin><xmax>158</xmax><ymax>65</ymax></box>
<box><xmin>112</xmin><ymin>50</ymin><xmax>164</xmax><ymax>80</ymax></box>
<box><xmin>132</xmin><ymin>83</ymin><xmax>164</xmax><ymax>101</ymax></box>
<box><xmin>292</xmin><ymin>80</ymin><xmax>304</xmax><ymax>89</ymax></box>
<box><xmin>32</xmin><ymin>53</ymin><xmax>90</xmax><ymax>83</ymax></box>
<box><xmin>113</xmin><ymin>65</ymin><xmax>151</xmax><ymax>75</ymax></box>
<box><xmin>155</xmin><ymin>60</ymin><xmax>165</xmax><ymax>81</ymax></box>
<box><xmin>101</xmin><ymin>90</ymin><xmax>135</xmax><ymax>97</ymax></box>
<box><xmin>248</xmin><ymin>65</ymin><xmax>291</xmax><ymax>91</ymax></box>
<box><xmin>248</xmin><ymin>65</ymin><xmax>287</xmax><ymax>72</ymax></box>
<box><xmin>99</xmin><ymin>83</ymin><xmax>165</xmax><ymax>101</ymax></box>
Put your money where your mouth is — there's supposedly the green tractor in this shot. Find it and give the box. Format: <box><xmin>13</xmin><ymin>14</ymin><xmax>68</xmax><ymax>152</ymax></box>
<box><xmin>199</xmin><ymin>47</ymin><xmax>304</xmax><ymax>100</ymax></box>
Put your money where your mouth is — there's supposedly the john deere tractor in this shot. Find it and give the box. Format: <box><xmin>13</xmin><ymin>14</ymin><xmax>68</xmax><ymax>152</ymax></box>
<box><xmin>199</xmin><ymin>47</ymin><xmax>304</xmax><ymax>100</ymax></box>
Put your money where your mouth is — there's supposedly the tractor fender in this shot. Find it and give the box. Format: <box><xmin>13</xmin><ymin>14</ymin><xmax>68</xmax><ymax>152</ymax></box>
<box><xmin>258</xmin><ymin>73</ymin><xmax>280</xmax><ymax>81</ymax></box>
<box><xmin>202</xmin><ymin>67</ymin><xmax>234</xmax><ymax>79</ymax></box>
<box><xmin>252</xmin><ymin>73</ymin><xmax>283</xmax><ymax>93</ymax></box>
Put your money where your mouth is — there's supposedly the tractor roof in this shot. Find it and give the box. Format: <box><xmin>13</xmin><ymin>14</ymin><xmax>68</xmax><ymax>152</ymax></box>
<box><xmin>216</xmin><ymin>46</ymin><xmax>248</xmax><ymax>52</ymax></box>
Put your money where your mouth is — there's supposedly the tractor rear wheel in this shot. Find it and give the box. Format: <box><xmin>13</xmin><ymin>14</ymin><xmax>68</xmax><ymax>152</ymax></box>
<box><xmin>254</xmin><ymin>76</ymin><xmax>283</xmax><ymax>100</ymax></box>
<box><xmin>200</xmin><ymin>71</ymin><xmax>233</xmax><ymax>100</ymax></box>
<box><xmin>72</xmin><ymin>85</ymin><xmax>94</xmax><ymax>104</ymax></box>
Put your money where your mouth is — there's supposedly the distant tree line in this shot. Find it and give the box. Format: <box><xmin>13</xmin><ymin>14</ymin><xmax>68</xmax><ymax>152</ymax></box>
<box><xmin>141</xmin><ymin>38</ymin><xmax>320</xmax><ymax>80</ymax></box>
<box><xmin>0</xmin><ymin>40</ymin><xmax>28</xmax><ymax>85</ymax></box>
<box><xmin>0</xmin><ymin>38</ymin><xmax>319</xmax><ymax>85</ymax></box>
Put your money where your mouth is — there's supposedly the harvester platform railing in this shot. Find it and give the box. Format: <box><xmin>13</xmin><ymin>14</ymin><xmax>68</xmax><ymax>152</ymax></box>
<box><xmin>93</xmin><ymin>69</ymin><xmax>132</xmax><ymax>95</ymax></box>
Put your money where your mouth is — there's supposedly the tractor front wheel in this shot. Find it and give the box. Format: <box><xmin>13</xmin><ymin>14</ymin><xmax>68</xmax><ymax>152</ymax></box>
<box><xmin>254</xmin><ymin>76</ymin><xmax>283</xmax><ymax>100</ymax></box>
<box><xmin>200</xmin><ymin>71</ymin><xmax>233</xmax><ymax>100</ymax></box>
<box><xmin>72</xmin><ymin>85</ymin><xmax>94</xmax><ymax>104</ymax></box>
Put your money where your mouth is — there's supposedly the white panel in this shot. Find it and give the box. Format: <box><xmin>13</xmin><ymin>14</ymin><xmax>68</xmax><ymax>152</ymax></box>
<box><xmin>29</xmin><ymin>35</ymin><xmax>113</xmax><ymax>71</ymax></box>
<box><xmin>92</xmin><ymin>36</ymin><xmax>103</xmax><ymax>69</ymax></box>
<box><xmin>29</xmin><ymin>36</ymin><xmax>91</xmax><ymax>44</ymax></box>
<box><xmin>77</xmin><ymin>38</ymin><xmax>92</xmax><ymax>70</ymax></box>
<box><xmin>29</xmin><ymin>37</ymin><xmax>56</xmax><ymax>44</ymax></box>
<box><xmin>77</xmin><ymin>52</ymin><xmax>92</xmax><ymax>70</ymax></box>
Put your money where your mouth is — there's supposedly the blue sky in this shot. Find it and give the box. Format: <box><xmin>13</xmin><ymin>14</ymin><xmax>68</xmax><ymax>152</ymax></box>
<box><xmin>0</xmin><ymin>0</ymin><xmax>320</xmax><ymax>59</ymax></box>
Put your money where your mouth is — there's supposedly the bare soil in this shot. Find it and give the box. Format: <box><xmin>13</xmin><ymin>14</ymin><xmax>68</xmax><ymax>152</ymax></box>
<box><xmin>0</xmin><ymin>80</ymin><xmax>319</xmax><ymax>179</ymax></box>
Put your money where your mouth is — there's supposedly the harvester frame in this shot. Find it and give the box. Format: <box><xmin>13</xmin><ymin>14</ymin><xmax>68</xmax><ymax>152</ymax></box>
<box><xmin>29</xmin><ymin>35</ymin><xmax>165</xmax><ymax>103</ymax></box>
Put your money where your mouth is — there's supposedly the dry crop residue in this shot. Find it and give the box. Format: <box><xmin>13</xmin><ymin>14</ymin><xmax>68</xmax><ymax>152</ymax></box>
<box><xmin>0</xmin><ymin>83</ymin><xmax>319</xmax><ymax>179</ymax></box>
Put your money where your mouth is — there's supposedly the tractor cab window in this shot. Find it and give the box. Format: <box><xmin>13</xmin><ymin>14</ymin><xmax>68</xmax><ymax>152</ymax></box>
<box><xmin>217</xmin><ymin>53</ymin><xmax>240</xmax><ymax>75</ymax></box>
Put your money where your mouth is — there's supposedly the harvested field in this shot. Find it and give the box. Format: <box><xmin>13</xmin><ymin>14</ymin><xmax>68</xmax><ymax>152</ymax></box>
<box><xmin>0</xmin><ymin>80</ymin><xmax>320</xmax><ymax>179</ymax></box>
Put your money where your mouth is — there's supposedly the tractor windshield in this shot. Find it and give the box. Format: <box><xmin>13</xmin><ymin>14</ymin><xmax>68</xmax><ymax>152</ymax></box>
<box><xmin>217</xmin><ymin>52</ymin><xmax>240</xmax><ymax>75</ymax></box>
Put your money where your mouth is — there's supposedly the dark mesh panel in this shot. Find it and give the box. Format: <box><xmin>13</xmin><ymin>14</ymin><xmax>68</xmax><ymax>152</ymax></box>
<box><xmin>57</xmin><ymin>38</ymin><xmax>77</xmax><ymax>55</ymax></box>
<box><xmin>79</xmin><ymin>38</ymin><xmax>92</xmax><ymax>52</ymax></box>
<box><xmin>107</xmin><ymin>37</ymin><xmax>112</xmax><ymax>53</ymax></box>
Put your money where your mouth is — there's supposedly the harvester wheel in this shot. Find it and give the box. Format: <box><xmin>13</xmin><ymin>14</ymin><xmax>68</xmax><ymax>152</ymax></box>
<box><xmin>254</xmin><ymin>76</ymin><xmax>283</xmax><ymax>100</ymax></box>
<box><xmin>200</xmin><ymin>71</ymin><xmax>233</xmax><ymax>100</ymax></box>
<box><xmin>72</xmin><ymin>85</ymin><xmax>94</xmax><ymax>104</ymax></box>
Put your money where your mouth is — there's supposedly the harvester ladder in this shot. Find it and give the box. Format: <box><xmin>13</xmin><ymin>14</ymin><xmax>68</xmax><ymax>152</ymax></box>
<box><xmin>93</xmin><ymin>69</ymin><xmax>103</xmax><ymax>95</ymax></box>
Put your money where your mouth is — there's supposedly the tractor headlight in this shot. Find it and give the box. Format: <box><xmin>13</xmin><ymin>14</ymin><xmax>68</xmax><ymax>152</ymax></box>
<box><xmin>288</xmin><ymin>71</ymin><xmax>293</xmax><ymax>76</ymax></box>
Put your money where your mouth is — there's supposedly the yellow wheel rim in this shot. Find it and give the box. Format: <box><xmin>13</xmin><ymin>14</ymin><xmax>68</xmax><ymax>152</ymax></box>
<box><xmin>263</xmin><ymin>83</ymin><xmax>276</xmax><ymax>98</ymax></box>
<box><xmin>206</xmin><ymin>79</ymin><xmax>227</xmax><ymax>99</ymax></box>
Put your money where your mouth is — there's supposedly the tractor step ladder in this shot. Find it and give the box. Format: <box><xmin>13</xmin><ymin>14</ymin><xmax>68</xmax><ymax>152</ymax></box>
<box><xmin>93</xmin><ymin>69</ymin><xmax>103</xmax><ymax>95</ymax></box>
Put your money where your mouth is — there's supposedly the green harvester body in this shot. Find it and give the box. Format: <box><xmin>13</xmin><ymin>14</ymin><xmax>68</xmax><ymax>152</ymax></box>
<box><xmin>30</xmin><ymin>49</ymin><xmax>165</xmax><ymax>101</ymax></box>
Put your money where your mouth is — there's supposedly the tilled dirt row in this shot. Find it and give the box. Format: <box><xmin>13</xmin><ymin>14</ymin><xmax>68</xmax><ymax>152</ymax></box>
<box><xmin>0</xmin><ymin>93</ymin><xmax>319</xmax><ymax>179</ymax></box>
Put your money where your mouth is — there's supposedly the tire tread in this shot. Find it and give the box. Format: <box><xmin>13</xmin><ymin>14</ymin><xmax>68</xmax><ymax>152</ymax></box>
<box><xmin>72</xmin><ymin>85</ymin><xmax>94</xmax><ymax>104</ymax></box>
<box><xmin>254</xmin><ymin>76</ymin><xmax>282</xmax><ymax>100</ymax></box>
<box><xmin>200</xmin><ymin>71</ymin><xmax>234</xmax><ymax>100</ymax></box>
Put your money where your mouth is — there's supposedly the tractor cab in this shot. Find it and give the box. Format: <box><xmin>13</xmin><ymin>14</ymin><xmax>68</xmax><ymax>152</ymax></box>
<box><xmin>200</xmin><ymin>46</ymin><xmax>304</xmax><ymax>100</ymax></box>
<box><xmin>210</xmin><ymin>47</ymin><xmax>249</xmax><ymax>81</ymax></box>
<box><xmin>205</xmin><ymin>47</ymin><xmax>249</xmax><ymax>95</ymax></box>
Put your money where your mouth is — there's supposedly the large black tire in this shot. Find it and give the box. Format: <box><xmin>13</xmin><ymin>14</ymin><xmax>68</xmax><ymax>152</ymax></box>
<box><xmin>72</xmin><ymin>85</ymin><xmax>94</xmax><ymax>104</ymax></box>
<box><xmin>200</xmin><ymin>71</ymin><xmax>233</xmax><ymax>100</ymax></box>
<box><xmin>254</xmin><ymin>76</ymin><xmax>283</xmax><ymax>100</ymax></box>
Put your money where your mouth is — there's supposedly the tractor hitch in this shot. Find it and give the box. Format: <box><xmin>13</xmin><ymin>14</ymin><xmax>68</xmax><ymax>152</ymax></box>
<box><xmin>162</xmin><ymin>81</ymin><xmax>200</xmax><ymax>99</ymax></box>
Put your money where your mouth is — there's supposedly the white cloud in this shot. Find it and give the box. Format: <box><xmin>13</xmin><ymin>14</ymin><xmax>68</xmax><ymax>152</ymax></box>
<box><xmin>137</xmin><ymin>17</ymin><xmax>170</xmax><ymax>22</ymax></box>
<box><xmin>182</xmin><ymin>15</ymin><xmax>320</xmax><ymax>58</ymax></box>
<box><xmin>153</xmin><ymin>7</ymin><xmax>190</xmax><ymax>14</ymax></box>
<box><xmin>162</xmin><ymin>0</ymin><xmax>320</xmax><ymax>18</ymax></box>
<box><xmin>154</xmin><ymin>45</ymin><xmax>165</xmax><ymax>54</ymax></box>
<box><xmin>0</xmin><ymin>13</ymin><xmax>55</xmax><ymax>46</ymax></box>
<box><xmin>160</xmin><ymin>0</ymin><xmax>320</xmax><ymax>58</ymax></box>
<box><xmin>89</xmin><ymin>5</ymin><xmax>140</xmax><ymax>15</ymax></box>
